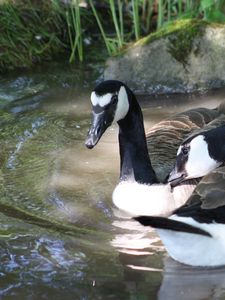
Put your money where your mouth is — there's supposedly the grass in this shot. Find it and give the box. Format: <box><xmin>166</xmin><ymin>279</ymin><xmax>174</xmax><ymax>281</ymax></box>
<box><xmin>0</xmin><ymin>0</ymin><xmax>225</xmax><ymax>72</ymax></box>
<box><xmin>0</xmin><ymin>0</ymin><xmax>66</xmax><ymax>72</ymax></box>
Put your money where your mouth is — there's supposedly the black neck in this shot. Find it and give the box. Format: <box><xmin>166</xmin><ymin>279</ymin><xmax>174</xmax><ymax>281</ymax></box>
<box><xmin>118</xmin><ymin>91</ymin><xmax>158</xmax><ymax>184</ymax></box>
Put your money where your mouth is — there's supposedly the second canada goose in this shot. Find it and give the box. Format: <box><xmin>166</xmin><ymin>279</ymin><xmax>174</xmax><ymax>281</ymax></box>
<box><xmin>134</xmin><ymin>125</ymin><xmax>225</xmax><ymax>267</ymax></box>
<box><xmin>85</xmin><ymin>80</ymin><xmax>224</xmax><ymax>216</ymax></box>
<box><xmin>168</xmin><ymin>125</ymin><xmax>225</xmax><ymax>185</ymax></box>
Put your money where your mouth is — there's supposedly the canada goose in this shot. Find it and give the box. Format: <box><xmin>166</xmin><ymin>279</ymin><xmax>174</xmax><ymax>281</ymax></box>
<box><xmin>85</xmin><ymin>80</ymin><xmax>224</xmax><ymax>217</ymax></box>
<box><xmin>135</xmin><ymin>125</ymin><xmax>225</xmax><ymax>267</ymax></box>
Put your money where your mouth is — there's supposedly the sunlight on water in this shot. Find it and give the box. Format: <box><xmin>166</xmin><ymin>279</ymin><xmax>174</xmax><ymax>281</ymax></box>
<box><xmin>0</xmin><ymin>62</ymin><xmax>225</xmax><ymax>299</ymax></box>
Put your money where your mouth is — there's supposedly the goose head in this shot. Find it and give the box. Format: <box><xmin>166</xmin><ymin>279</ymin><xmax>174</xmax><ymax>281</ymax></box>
<box><xmin>85</xmin><ymin>80</ymin><xmax>131</xmax><ymax>149</ymax></box>
<box><xmin>168</xmin><ymin>126</ymin><xmax>225</xmax><ymax>186</ymax></box>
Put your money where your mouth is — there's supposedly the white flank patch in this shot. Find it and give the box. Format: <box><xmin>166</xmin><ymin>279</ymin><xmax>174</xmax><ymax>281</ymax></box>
<box><xmin>177</xmin><ymin>145</ymin><xmax>182</xmax><ymax>155</ymax></box>
<box><xmin>91</xmin><ymin>91</ymin><xmax>112</xmax><ymax>107</ymax></box>
<box><xmin>112</xmin><ymin>181</ymin><xmax>188</xmax><ymax>217</ymax></box>
<box><xmin>113</xmin><ymin>86</ymin><xmax>129</xmax><ymax>122</ymax></box>
<box><xmin>170</xmin><ymin>215</ymin><xmax>225</xmax><ymax>241</ymax></box>
<box><xmin>185</xmin><ymin>135</ymin><xmax>221</xmax><ymax>178</ymax></box>
<box><xmin>156</xmin><ymin>214</ymin><xmax>225</xmax><ymax>267</ymax></box>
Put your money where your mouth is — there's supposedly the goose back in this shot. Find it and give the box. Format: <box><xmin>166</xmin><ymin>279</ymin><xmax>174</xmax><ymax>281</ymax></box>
<box><xmin>176</xmin><ymin>166</ymin><xmax>225</xmax><ymax>213</ymax></box>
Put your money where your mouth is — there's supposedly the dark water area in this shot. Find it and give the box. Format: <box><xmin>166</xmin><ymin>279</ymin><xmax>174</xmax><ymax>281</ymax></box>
<box><xmin>0</xmin><ymin>62</ymin><xmax>225</xmax><ymax>299</ymax></box>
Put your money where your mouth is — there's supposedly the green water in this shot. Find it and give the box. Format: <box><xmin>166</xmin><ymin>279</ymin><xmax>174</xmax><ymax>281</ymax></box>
<box><xmin>0</xmin><ymin>62</ymin><xmax>225</xmax><ymax>299</ymax></box>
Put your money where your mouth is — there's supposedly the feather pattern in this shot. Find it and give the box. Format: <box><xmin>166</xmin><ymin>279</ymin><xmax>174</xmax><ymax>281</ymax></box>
<box><xmin>146</xmin><ymin>107</ymin><xmax>223</xmax><ymax>182</ymax></box>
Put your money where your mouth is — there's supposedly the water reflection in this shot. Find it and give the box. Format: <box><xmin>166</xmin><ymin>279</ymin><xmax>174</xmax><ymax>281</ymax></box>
<box><xmin>159</xmin><ymin>258</ymin><xmax>225</xmax><ymax>300</ymax></box>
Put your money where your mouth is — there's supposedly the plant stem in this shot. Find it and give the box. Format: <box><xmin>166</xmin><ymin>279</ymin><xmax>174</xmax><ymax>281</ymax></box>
<box><xmin>146</xmin><ymin>0</ymin><xmax>153</xmax><ymax>32</ymax></box>
<box><xmin>167</xmin><ymin>0</ymin><xmax>171</xmax><ymax>21</ymax></box>
<box><xmin>132</xmin><ymin>0</ymin><xmax>140</xmax><ymax>40</ymax></box>
<box><xmin>178</xmin><ymin>0</ymin><xmax>182</xmax><ymax>16</ymax></box>
<box><xmin>118</xmin><ymin>0</ymin><xmax>124</xmax><ymax>45</ymax></box>
<box><xmin>157</xmin><ymin>0</ymin><xmax>164</xmax><ymax>29</ymax></box>
<box><xmin>89</xmin><ymin>0</ymin><xmax>112</xmax><ymax>55</ymax></box>
<box><xmin>109</xmin><ymin>0</ymin><xmax>123</xmax><ymax>48</ymax></box>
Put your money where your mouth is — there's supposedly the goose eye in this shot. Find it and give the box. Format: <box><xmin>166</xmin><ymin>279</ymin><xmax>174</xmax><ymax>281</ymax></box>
<box><xmin>111</xmin><ymin>95</ymin><xmax>118</xmax><ymax>105</ymax></box>
<box><xmin>182</xmin><ymin>146</ymin><xmax>189</xmax><ymax>155</ymax></box>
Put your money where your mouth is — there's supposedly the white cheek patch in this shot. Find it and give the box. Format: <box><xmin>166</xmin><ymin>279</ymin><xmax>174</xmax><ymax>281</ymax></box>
<box><xmin>185</xmin><ymin>135</ymin><xmax>221</xmax><ymax>178</ymax></box>
<box><xmin>113</xmin><ymin>86</ymin><xmax>129</xmax><ymax>122</ymax></box>
<box><xmin>91</xmin><ymin>91</ymin><xmax>112</xmax><ymax>107</ymax></box>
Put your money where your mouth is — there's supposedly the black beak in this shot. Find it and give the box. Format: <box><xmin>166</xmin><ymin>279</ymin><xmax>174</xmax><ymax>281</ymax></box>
<box><xmin>85</xmin><ymin>111</ymin><xmax>109</xmax><ymax>149</ymax></box>
<box><xmin>167</xmin><ymin>168</ymin><xmax>187</xmax><ymax>187</ymax></box>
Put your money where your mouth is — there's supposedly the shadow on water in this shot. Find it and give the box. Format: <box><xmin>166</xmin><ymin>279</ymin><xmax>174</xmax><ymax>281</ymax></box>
<box><xmin>0</xmin><ymin>61</ymin><xmax>225</xmax><ymax>299</ymax></box>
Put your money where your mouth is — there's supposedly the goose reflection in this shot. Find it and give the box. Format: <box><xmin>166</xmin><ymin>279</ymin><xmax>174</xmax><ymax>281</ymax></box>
<box><xmin>158</xmin><ymin>257</ymin><xmax>225</xmax><ymax>300</ymax></box>
<box><xmin>111</xmin><ymin>216</ymin><xmax>225</xmax><ymax>300</ymax></box>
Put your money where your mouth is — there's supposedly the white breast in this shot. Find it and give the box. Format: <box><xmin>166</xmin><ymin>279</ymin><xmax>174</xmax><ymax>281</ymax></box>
<box><xmin>112</xmin><ymin>181</ymin><xmax>189</xmax><ymax>217</ymax></box>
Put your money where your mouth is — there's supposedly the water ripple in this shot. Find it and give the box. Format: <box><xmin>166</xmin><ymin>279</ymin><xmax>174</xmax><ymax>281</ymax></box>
<box><xmin>7</xmin><ymin>117</ymin><xmax>45</xmax><ymax>169</ymax></box>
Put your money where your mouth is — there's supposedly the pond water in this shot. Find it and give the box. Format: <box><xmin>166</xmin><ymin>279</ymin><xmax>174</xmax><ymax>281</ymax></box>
<box><xmin>1</xmin><ymin>62</ymin><xmax>225</xmax><ymax>300</ymax></box>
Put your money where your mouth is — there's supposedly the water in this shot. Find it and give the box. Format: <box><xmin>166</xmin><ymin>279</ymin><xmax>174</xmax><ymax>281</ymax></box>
<box><xmin>0</xmin><ymin>62</ymin><xmax>225</xmax><ymax>299</ymax></box>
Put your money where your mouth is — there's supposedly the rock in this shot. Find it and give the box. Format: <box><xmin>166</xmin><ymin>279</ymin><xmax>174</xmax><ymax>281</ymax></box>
<box><xmin>104</xmin><ymin>19</ymin><xmax>225</xmax><ymax>94</ymax></box>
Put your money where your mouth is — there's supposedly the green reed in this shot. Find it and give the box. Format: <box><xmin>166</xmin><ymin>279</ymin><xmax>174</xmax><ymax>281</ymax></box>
<box><xmin>66</xmin><ymin>0</ymin><xmax>83</xmax><ymax>62</ymax></box>
<box><xmin>157</xmin><ymin>0</ymin><xmax>164</xmax><ymax>28</ymax></box>
<box><xmin>109</xmin><ymin>0</ymin><xmax>123</xmax><ymax>48</ymax></box>
<box><xmin>141</xmin><ymin>0</ymin><xmax>154</xmax><ymax>33</ymax></box>
<box><xmin>132</xmin><ymin>0</ymin><xmax>140</xmax><ymax>39</ymax></box>
<box><xmin>89</xmin><ymin>0</ymin><xmax>127</xmax><ymax>55</ymax></box>
<box><xmin>89</xmin><ymin>0</ymin><xmax>113</xmax><ymax>54</ymax></box>
<box><xmin>63</xmin><ymin>0</ymin><xmax>225</xmax><ymax>62</ymax></box>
